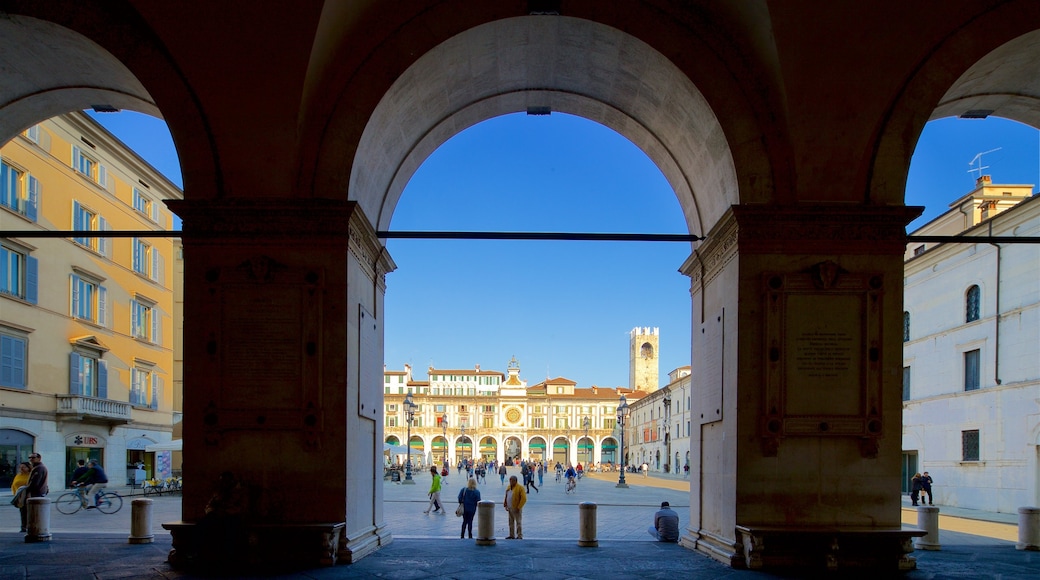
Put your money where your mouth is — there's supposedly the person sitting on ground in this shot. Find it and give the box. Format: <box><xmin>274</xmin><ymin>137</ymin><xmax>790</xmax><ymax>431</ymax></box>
<box><xmin>648</xmin><ymin>501</ymin><xmax>680</xmax><ymax>542</ymax></box>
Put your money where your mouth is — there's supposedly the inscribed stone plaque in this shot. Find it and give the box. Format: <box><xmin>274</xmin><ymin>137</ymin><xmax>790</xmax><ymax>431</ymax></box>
<box><xmin>221</xmin><ymin>284</ymin><xmax>304</xmax><ymax>409</ymax></box>
<box><xmin>785</xmin><ymin>293</ymin><xmax>863</xmax><ymax>416</ymax></box>
<box><xmin>358</xmin><ymin>305</ymin><xmax>380</xmax><ymax>421</ymax></box>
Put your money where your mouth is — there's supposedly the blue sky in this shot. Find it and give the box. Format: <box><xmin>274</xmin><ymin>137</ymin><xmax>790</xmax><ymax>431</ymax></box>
<box><xmin>87</xmin><ymin>111</ymin><xmax>1038</xmax><ymax>388</ymax></box>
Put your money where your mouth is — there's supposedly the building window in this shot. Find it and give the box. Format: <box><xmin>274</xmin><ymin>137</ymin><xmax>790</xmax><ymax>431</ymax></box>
<box><xmin>131</xmin><ymin>298</ymin><xmax>160</xmax><ymax>344</ymax></box>
<box><xmin>964</xmin><ymin>349</ymin><xmax>980</xmax><ymax>391</ymax></box>
<box><xmin>386</xmin><ymin>416</ymin><xmax>398</xmax><ymax>427</ymax></box>
<box><xmin>70</xmin><ymin>273</ymin><xmax>107</xmax><ymax>326</ymax></box>
<box><xmin>0</xmin><ymin>241</ymin><xmax>38</xmax><ymax>303</ymax></box>
<box><xmin>132</xmin><ymin>238</ymin><xmax>164</xmax><ymax>282</ymax></box>
<box><xmin>482</xmin><ymin>417</ymin><xmax>494</xmax><ymax>428</ymax></box>
<box><xmin>603</xmin><ymin>418</ymin><xmax>616</xmax><ymax>430</ymax></box>
<box><xmin>902</xmin><ymin>311</ymin><xmax>910</xmax><ymax>342</ymax></box>
<box><xmin>1</xmin><ymin>160</ymin><xmax>39</xmax><ymax>221</ymax></box>
<box><xmin>132</xmin><ymin>188</ymin><xmax>159</xmax><ymax>222</ymax></box>
<box><xmin>555</xmin><ymin>418</ymin><xmax>569</xmax><ymax>429</ymax></box>
<box><xmin>69</xmin><ymin>351</ymin><xmax>107</xmax><ymax>398</ymax></box>
<box><xmin>965</xmin><ymin>285</ymin><xmax>980</xmax><ymax>322</ymax></box>
<box><xmin>531</xmin><ymin>417</ymin><xmax>544</xmax><ymax>428</ymax></box>
<box><xmin>0</xmin><ymin>332</ymin><xmax>28</xmax><ymax>389</ymax></box>
<box><xmin>72</xmin><ymin>201</ymin><xmax>110</xmax><ymax>256</ymax></box>
<box><xmin>902</xmin><ymin>366</ymin><xmax>911</xmax><ymax>401</ymax></box>
<box><xmin>131</xmin><ymin>366</ymin><xmax>163</xmax><ymax>409</ymax></box>
<box><xmin>72</xmin><ymin>146</ymin><xmax>108</xmax><ymax>187</ymax></box>
<box><xmin>962</xmin><ymin>429</ymin><xmax>980</xmax><ymax>461</ymax></box>
<box><xmin>913</xmin><ymin>245</ymin><xmax>926</xmax><ymax>256</ymax></box>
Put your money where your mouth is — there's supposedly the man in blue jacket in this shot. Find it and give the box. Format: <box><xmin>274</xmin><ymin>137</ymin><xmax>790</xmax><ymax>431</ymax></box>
<box><xmin>75</xmin><ymin>460</ymin><xmax>109</xmax><ymax>508</ymax></box>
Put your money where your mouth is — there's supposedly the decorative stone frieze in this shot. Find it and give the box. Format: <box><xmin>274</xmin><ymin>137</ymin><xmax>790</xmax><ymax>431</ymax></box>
<box><xmin>730</xmin><ymin>204</ymin><xmax>923</xmax><ymax>255</ymax></box>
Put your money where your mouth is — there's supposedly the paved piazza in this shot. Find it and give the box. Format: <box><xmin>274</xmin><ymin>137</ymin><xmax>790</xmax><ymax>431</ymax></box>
<box><xmin>1</xmin><ymin>468</ymin><xmax>1037</xmax><ymax>579</ymax></box>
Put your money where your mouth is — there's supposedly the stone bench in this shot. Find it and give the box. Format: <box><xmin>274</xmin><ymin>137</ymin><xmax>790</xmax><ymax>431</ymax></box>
<box><xmin>736</xmin><ymin>524</ymin><xmax>926</xmax><ymax>571</ymax></box>
<box><xmin>163</xmin><ymin>520</ymin><xmax>345</xmax><ymax>569</ymax></box>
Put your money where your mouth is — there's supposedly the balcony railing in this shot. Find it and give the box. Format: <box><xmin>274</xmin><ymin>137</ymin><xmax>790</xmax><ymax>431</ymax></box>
<box><xmin>56</xmin><ymin>395</ymin><xmax>132</xmax><ymax>424</ymax></box>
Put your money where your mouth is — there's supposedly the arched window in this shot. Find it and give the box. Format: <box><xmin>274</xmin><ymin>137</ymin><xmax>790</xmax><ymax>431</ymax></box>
<box><xmin>902</xmin><ymin>311</ymin><xmax>910</xmax><ymax>342</ymax></box>
<box><xmin>965</xmin><ymin>285</ymin><xmax>980</xmax><ymax>322</ymax></box>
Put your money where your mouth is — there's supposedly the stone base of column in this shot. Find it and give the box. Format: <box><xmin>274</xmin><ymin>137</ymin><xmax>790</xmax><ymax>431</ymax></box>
<box><xmin>337</xmin><ymin>523</ymin><xmax>388</xmax><ymax>564</ymax></box>
<box><xmin>683</xmin><ymin>528</ymin><xmax>743</xmax><ymax>568</ymax></box>
<box><xmin>734</xmin><ymin>525</ymin><xmax>925</xmax><ymax>571</ymax></box>
<box><xmin>163</xmin><ymin>520</ymin><xmax>347</xmax><ymax>569</ymax></box>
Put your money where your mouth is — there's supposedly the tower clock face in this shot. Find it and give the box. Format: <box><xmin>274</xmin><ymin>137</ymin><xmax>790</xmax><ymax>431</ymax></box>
<box><xmin>505</xmin><ymin>408</ymin><xmax>522</xmax><ymax>424</ymax></box>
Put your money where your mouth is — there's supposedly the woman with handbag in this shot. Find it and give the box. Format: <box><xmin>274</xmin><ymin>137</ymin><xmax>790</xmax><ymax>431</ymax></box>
<box><xmin>457</xmin><ymin>478</ymin><xmax>481</xmax><ymax>539</ymax></box>
<box><xmin>10</xmin><ymin>462</ymin><xmax>31</xmax><ymax>533</ymax></box>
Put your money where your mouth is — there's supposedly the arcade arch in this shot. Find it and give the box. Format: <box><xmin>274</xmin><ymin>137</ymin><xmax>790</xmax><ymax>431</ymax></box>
<box><xmin>3</xmin><ymin>1</ymin><xmax>1040</xmax><ymax>572</ymax></box>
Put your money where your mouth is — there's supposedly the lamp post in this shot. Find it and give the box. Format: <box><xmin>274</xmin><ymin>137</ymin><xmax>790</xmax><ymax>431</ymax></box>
<box><xmin>582</xmin><ymin>416</ymin><xmax>591</xmax><ymax>466</ymax></box>
<box><xmin>460</xmin><ymin>421</ymin><xmax>467</xmax><ymax>464</ymax></box>
<box><xmin>662</xmin><ymin>395</ymin><xmax>671</xmax><ymax>473</ymax></box>
<box><xmin>403</xmin><ymin>392</ymin><xmax>417</xmax><ymax>484</ymax></box>
<box><xmin>616</xmin><ymin>394</ymin><xmax>630</xmax><ymax>488</ymax></box>
<box><xmin>441</xmin><ymin>413</ymin><xmax>448</xmax><ymax>466</ymax></box>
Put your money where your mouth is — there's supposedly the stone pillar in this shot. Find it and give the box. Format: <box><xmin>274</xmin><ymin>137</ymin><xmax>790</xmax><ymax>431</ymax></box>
<box><xmin>578</xmin><ymin>502</ymin><xmax>598</xmax><ymax>547</ymax></box>
<box><xmin>1018</xmin><ymin>507</ymin><xmax>1040</xmax><ymax>551</ymax></box>
<box><xmin>129</xmin><ymin>498</ymin><xmax>154</xmax><ymax>544</ymax></box>
<box><xmin>475</xmin><ymin>500</ymin><xmax>496</xmax><ymax>545</ymax></box>
<box><xmin>165</xmin><ymin>199</ymin><xmax>396</xmax><ymax>567</ymax></box>
<box><xmin>25</xmin><ymin>497</ymin><xmax>51</xmax><ymax>543</ymax></box>
<box><xmin>915</xmin><ymin>506</ymin><xmax>940</xmax><ymax>550</ymax></box>
<box><xmin>681</xmin><ymin>205</ymin><xmax>923</xmax><ymax>570</ymax></box>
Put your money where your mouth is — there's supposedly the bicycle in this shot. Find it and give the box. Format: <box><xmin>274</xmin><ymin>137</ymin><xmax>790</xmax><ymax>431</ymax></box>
<box><xmin>55</xmin><ymin>486</ymin><xmax>123</xmax><ymax>515</ymax></box>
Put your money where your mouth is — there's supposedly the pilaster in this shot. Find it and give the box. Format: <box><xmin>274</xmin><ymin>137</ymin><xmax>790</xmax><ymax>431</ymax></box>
<box><xmin>682</xmin><ymin>203</ymin><xmax>925</xmax><ymax>571</ymax></box>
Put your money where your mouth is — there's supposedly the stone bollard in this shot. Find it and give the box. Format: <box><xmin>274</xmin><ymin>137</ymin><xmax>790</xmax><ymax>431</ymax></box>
<box><xmin>1017</xmin><ymin>506</ymin><xmax>1040</xmax><ymax>551</ymax></box>
<box><xmin>475</xmin><ymin>500</ymin><xmax>495</xmax><ymax>546</ymax></box>
<box><xmin>915</xmin><ymin>506</ymin><xmax>940</xmax><ymax>550</ymax></box>
<box><xmin>578</xmin><ymin>502</ymin><xmax>598</xmax><ymax>547</ymax></box>
<box><xmin>129</xmin><ymin>498</ymin><xmax>155</xmax><ymax>544</ymax></box>
<box><xmin>25</xmin><ymin>497</ymin><xmax>52</xmax><ymax>543</ymax></box>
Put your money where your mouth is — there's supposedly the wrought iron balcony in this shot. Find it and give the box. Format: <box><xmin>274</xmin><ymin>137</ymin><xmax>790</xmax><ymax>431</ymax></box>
<box><xmin>56</xmin><ymin>395</ymin><xmax>133</xmax><ymax>427</ymax></box>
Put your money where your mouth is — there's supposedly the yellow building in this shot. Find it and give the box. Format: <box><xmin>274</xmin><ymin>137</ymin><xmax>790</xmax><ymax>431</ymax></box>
<box><xmin>384</xmin><ymin>357</ymin><xmax>644</xmax><ymax>468</ymax></box>
<box><xmin>1</xmin><ymin>111</ymin><xmax>181</xmax><ymax>489</ymax></box>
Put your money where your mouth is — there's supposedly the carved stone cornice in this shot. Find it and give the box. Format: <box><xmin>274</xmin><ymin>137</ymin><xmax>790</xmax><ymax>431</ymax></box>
<box><xmin>731</xmin><ymin>204</ymin><xmax>923</xmax><ymax>255</ymax></box>
<box><xmin>680</xmin><ymin>209</ymin><xmax>738</xmax><ymax>287</ymax></box>
<box><xmin>348</xmin><ymin>206</ymin><xmax>397</xmax><ymax>289</ymax></box>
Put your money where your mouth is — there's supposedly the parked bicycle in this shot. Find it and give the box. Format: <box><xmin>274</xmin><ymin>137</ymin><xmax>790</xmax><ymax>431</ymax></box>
<box><xmin>55</xmin><ymin>486</ymin><xmax>123</xmax><ymax>515</ymax></box>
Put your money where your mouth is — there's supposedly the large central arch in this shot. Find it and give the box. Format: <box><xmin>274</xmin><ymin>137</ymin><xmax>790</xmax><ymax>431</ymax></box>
<box><xmin>345</xmin><ymin>16</ymin><xmax>741</xmax><ymax>235</ymax></box>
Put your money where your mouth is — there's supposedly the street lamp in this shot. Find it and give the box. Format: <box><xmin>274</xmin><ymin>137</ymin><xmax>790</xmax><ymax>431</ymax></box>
<box><xmin>460</xmin><ymin>421</ymin><xmax>467</xmax><ymax>464</ymax></box>
<box><xmin>616</xmin><ymin>394</ymin><xmax>630</xmax><ymax>488</ymax></box>
<box><xmin>582</xmin><ymin>416</ymin><xmax>591</xmax><ymax>466</ymax></box>
<box><xmin>441</xmin><ymin>413</ymin><xmax>448</xmax><ymax>466</ymax></box>
<box><xmin>662</xmin><ymin>395</ymin><xmax>671</xmax><ymax>473</ymax></box>
<box><xmin>403</xmin><ymin>392</ymin><xmax>417</xmax><ymax>484</ymax></box>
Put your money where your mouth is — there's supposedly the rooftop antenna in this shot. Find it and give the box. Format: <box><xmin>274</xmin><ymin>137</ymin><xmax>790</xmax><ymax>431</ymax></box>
<box><xmin>968</xmin><ymin>147</ymin><xmax>1001</xmax><ymax>181</ymax></box>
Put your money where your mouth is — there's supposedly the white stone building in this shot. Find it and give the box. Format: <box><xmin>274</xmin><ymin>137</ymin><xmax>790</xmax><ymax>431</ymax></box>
<box><xmin>901</xmin><ymin>176</ymin><xmax>1040</xmax><ymax>513</ymax></box>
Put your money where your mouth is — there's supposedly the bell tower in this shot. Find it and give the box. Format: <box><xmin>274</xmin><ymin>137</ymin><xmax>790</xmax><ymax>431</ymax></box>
<box><xmin>629</xmin><ymin>327</ymin><xmax>659</xmax><ymax>391</ymax></box>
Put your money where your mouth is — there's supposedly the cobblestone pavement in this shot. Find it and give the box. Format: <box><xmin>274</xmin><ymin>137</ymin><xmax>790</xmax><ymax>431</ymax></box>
<box><xmin>0</xmin><ymin>468</ymin><xmax>1037</xmax><ymax>579</ymax></box>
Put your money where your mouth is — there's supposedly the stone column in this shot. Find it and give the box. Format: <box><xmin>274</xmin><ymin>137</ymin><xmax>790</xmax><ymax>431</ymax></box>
<box><xmin>578</xmin><ymin>502</ymin><xmax>598</xmax><ymax>547</ymax></box>
<box><xmin>129</xmin><ymin>498</ymin><xmax>154</xmax><ymax>544</ymax></box>
<box><xmin>166</xmin><ymin>199</ymin><xmax>396</xmax><ymax>567</ymax></box>
<box><xmin>681</xmin><ymin>204</ymin><xmax>922</xmax><ymax>570</ymax></box>
<box><xmin>25</xmin><ymin>497</ymin><xmax>51</xmax><ymax>543</ymax></box>
<box><xmin>915</xmin><ymin>506</ymin><xmax>940</xmax><ymax>550</ymax></box>
<box><xmin>1018</xmin><ymin>507</ymin><xmax>1040</xmax><ymax>551</ymax></box>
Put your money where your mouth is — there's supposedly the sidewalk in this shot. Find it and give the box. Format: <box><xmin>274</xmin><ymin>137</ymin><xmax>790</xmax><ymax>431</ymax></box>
<box><xmin>0</xmin><ymin>469</ymin><xmax>1036</xmax><ymax>579</ymax></box>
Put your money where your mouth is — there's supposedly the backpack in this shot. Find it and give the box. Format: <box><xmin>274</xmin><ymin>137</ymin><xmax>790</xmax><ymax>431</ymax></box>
<box><xmin>441</xmin><ymin>468</ymin><xmax>448</xmax><ymax>477</ymax></box>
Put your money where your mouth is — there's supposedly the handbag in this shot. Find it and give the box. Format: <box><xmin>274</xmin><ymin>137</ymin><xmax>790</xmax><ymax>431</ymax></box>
<box><xmin>455</xmin><ymin>503</ymin><xmax>464</xmax><ymax>517</ymax></box>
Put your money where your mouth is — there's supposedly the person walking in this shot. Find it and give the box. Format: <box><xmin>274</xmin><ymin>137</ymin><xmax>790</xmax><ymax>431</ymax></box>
<box><xmin>498</xmin><ymin>463</ymin><xmax>507</xmax><ymax>486</ymax></box>
<box><xmin>503</xmin><ymin>475</ymin><xmax>527</xmax><ymax>540</ymax></box>
<box><xmin>10</xmin><ymin>461</ymin><xmax>31</xmax><ymax>533</ymax></box>
<box><xmin>536</xmin><ymin>462</ymin><xmax>544</xmax><ymax>487</ymax></box>
<box><xmin>641</xmin><ymin>462</ymin><xmax>649</xmax><ymax>478</ymax></box>
<box><xmin>648</xmin><ymin>501</ymin><xmax>680</xmax><ymax>542</ymax></box>
<box><xmin>457</xmin><ymin>478</ymin><xmax>481</xmax><ymax>539</ymax></box>
<box><xmin>910</xmin><ymin>472</ymin><xmax>923</xmax><ymax>506</ymax></box>
<box><xmin>424</xmin><ymin>466</ymin><xmax>444</xmax><ymax>514</ymax></box>
<box><xmin>921</xmin><ymin>472</ymin><xmax>934</xmax><ymax>505</ymax></box>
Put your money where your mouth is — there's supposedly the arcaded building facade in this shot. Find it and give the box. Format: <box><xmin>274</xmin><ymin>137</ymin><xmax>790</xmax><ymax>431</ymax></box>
<box><xmin>3</xmin><ymin>0</ymin><xmax>1040</xmax><ymax>572</ymax></box>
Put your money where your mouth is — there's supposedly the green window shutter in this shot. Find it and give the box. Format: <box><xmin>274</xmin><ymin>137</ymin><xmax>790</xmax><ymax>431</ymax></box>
<box><xmin>25</xmin><ymin>256</ymin><xmax>37</xmax><ymax>304</ymax></box>
<box><xmin>97</xmin><ymin>359</ymin><xmax>108</xmax><ymax>399</ymax></box>
<box><xmin>26</xmin><ymin>175</ymin><xmax>38</xmax><ymax>222</ymax></box>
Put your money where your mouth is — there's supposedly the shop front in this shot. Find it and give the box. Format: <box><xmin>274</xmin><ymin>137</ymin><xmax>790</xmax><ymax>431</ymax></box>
<box><xmin>64</xmin><ymin>432</ymin><xmax>105</xmax><ymax>489</ymax></box>
<box><xmin>0</xmin><ymin>428</ymin><xmax>34</xmax><ymax>490</ymax></box>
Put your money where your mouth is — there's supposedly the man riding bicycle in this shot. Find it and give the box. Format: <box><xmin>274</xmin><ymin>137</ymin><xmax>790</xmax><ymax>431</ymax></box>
<box><xmin>74</xmin><ymin>460</ymin><xmax>109</xmax><ymax>508</ymax></box>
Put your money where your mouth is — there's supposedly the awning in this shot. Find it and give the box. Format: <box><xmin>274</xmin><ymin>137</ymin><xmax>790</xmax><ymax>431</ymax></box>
<box><xmin>145</xmin><ymin>439</ymin><xmax>182</xmax><ymax>452</ymax></box>
<box><xmin>529</xmin><ymin>441</ymin><xmax>546</xmax><ymax>449</ymax></box>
